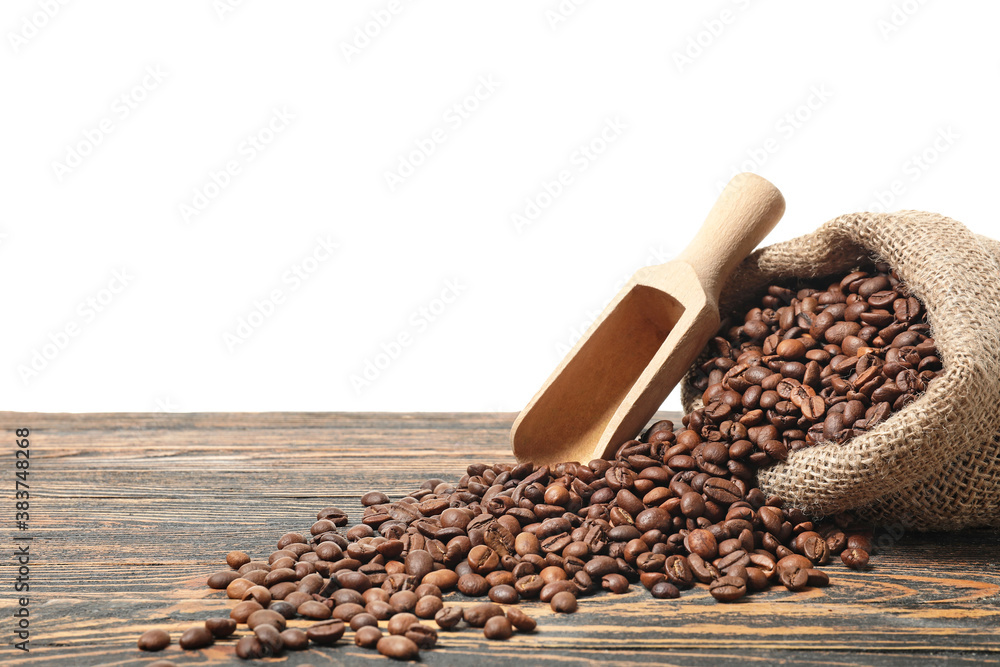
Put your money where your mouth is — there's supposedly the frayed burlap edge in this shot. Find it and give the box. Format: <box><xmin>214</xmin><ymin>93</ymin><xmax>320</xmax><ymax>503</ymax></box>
<box><xmin>681</xmin><ymin>211</ymin><xmax>1000</xmax><ymax>531</ymax></box>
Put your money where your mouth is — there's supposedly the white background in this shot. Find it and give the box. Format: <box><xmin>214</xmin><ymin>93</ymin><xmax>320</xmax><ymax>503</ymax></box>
<box><xmin>2</xmin><ymin>1</ymin><xmax>998</xmax><ymax>414</ymax></box>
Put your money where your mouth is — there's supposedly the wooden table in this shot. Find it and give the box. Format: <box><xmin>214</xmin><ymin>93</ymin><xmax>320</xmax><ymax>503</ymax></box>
<box><xmin>2</xmin><ymin>411</ymin><xmax>998</xmax><ymax>666</ymax></box>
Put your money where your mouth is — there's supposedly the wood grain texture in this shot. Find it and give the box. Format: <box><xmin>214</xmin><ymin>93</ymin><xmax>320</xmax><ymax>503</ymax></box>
<box><xmin>1</xmin><ymin>411</ymin><xmax>998</xmax><ymax>666</ymax></box>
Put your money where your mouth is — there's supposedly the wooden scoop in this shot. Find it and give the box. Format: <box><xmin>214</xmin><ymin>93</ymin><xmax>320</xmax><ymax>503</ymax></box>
<box><xmin>511</xmin><ymin>173</ymin><xmax>785</xmax><ymax>465</ymax></box>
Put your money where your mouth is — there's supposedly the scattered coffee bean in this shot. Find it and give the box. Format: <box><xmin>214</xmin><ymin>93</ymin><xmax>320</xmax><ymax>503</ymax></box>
<box><xmin>550</xmin><ymin>591</ymin><xmax>577</xmax><ymax>613</ymax></box>
<box><xmin>355</xmin><ymin>625</ymin><xmax>383</xmax><ymax>648</ymax></box>
<box><xmin>377</xmin><ymin>634</ymin><xmax>420</xmax><ymax>661</ymax></box>
<box><xmin>236</xmin><ymin>635</ymin><xmax>265</xmax><ymax>659</ymax></box>
<box><xmin>137</xmin><ymin>629</ymin><xmax>170</xmax><ymax>651</ymax></box>
<box><xmin>505</xmin><ymin>606</ymin><xmax>536</xmax><ymax>632</ymax></box>
<box><xmin>464</xmin><ymin>602</ymin><xmax>505</xmax><ymax>628</ymax></box>
<box><xmin>842</xmin><ymin>547</ymin><xmax>870</xmax><ymax>569</ymax></box>
<box><xmin>254</xmin><ymin>623</ymin><xmax>284</xmax><ymax>656</ymax></box>
<box><xmin>280</xmin><ymin>628</ymin><xmax>309</xmax><ymax>651</ymax></box>
<box><xmin>435</xmin><ymin>605</ymin><xmax>463</xmax><ymax>630</ymax></box>
<box><xmin>306</xmin><ymin>620</ymin><xmax>345</xmax><ymax>645</ymax></box>
<box><xmin>484</xmin><ymin>615</ymin><xmax>514</xmax><ymax>640</ymax></box>
<box><xmin>178</xmin><ymin>626</ymin><xmax>213</xmax><ymax>650</ymax></box>
<box><xmin>204</xmin><ymin>617</ymin><xmax>236</xmax><ymax>638</ymax></box>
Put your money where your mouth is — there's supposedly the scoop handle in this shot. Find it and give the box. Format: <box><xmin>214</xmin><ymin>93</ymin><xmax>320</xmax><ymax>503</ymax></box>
<box><xmin>675</xmin><ymin>173</ymin><xmax>785</xmax><ymax>305</ymax></box>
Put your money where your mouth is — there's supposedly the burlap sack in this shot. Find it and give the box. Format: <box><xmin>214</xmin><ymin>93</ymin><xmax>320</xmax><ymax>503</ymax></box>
<box><xmin>681</xmin><ymin>211</ymin><xmax>1000</xmax><ymax>531</ymax></box>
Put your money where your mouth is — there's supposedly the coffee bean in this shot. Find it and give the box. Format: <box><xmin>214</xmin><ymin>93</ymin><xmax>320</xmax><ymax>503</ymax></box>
<box><xmin>137</xmin><ymin>629</ymin><xmax>170</xmax><ymax>651</ymax></box>
<box><xmin>362</xmin><ymin>491</ymin><xmax>390</xmax><ymax>506</ymax></box>
<box><xmin>225</xmin><ymin>550</ymin><xmax>251</xmax><ymax>570</ymax></box>
<box><xmin>505</xmin><ymin>606</ymin><xmax>536</xmax><ymax>632</ymax></box>
<box><xmin>306</xmin><ymin>620</ymin><xmax>345</xmax><ymax>645</ymax></box>
<box><xmin>179</xmin><ymin>626</ymin><xmax>213</xmax><ymax>650</ymax></box>
<box><xmin>489</xmin><ymin>584</ymin><xmax>519</xmax><ymax>604</ymax></box>
<box><xmin>709</xmin><ymin>575</ymin><xmax>747</xmax><ymax>602</ymax></box>
<box><xmin>387</xmin><ymin>612</ymin><xmax>420</xmax><ymax>635</ymax></box>
<box><xmin>484</xmin><ymin>615</ymin><xmax>514</xmax><ymax>640</ymax></box>
<box><xmin>703</xmin><ymin>478</ymin><xmax>742</xmax><ymax>504</ymax></box>
<box><xmin>422</xmin><ymin>568</ymin><xmax>459</xmax><ymax>590</ymax></box>
<box><xmin>378</xmin><ymin>635</ymin><xmax>420</xmax><ymax>660</ymax></box>
<box><xmin>777</xmin><ymin>554</ymin><xmax>811</xmax><ymax>591</ymax></box>
<box><xmin>236</xmin><ymin>635</ymin><xmax>265</xmax><ymax>659</ymax></box>
<box><xmin>464</xmin><ymin>602</ymin><xmax>505</xmax><ymax>627</ymax></box>
<box><xmin>435</xmin><ymin>605</ymin><xmax>463</xmax><ymax>630</ymax></box>
<box><xmin>650</xmin><ymin>581</ymin><xmax>680</xmax><ymax>599</ymax></box>
<box><xmin>414</xmin><ymin>594</ymin><xmax>444</xmax><ymax>619</ymax></box>
<box><xmin>247</xmin><ymin>609</ymin><xmax>286</xmax><ymax>632</ymax></box>
<box><xmin>355</xmin><ymin>625</ymin><xmax>383</xmax><ymax>648</ymax></box>
<box><xmin>346</xmin><ymin>613</ymin><xmax>376</xmax><ymax>631</ymax></box>
<box><xmin>468</xmin><ymin>545</ymin><xmax>500</xmax><ymax>574</ymax></box>
<box><xmin>254</xmin><ymin>623</ymin><xmax>284</xmax><ymax>655</ymax></box>
<box><xmin>205</xmin><ymin>618</ymin><xmax>236</xmax><ymax>638</ymax></box>
<box><xmin>841</xmin><ymin>548</ymin><xmax>870</xmax><ymax>569</ymax></box>
<box><xmin>298</xmin><ymin>600</ymin><xmax>332</xmax><ymax>620</ymax></box>
<box><xmin>405</xmin><ymin>623</ymin><xmax>438</xmax><ymax>649</ymax></box>
<box><xmin>686</xmin><ymin>529</ymin><xmax>718</xmax><ymax>560</ymax></box>
<box><xmin>550</xmin><ymin>590</ymin><xmax>578</xmax><ymax>613</ymax></box>
<box><xmin>405</xmin><ymin>549</ymin><xmax>434</xmax><ymax>580</ymax></box>
<box><xmin>458</xmin><ymin>572</ymin><xmax>489</xmax><ymax>596</ymax></box>
<box><xmin>389</xmin><ymin>590</ymin><xmax>419</xmax><ymax>614</ymax></box>
<box><xmin>230</xmin><ymin>600</ymin><xmax>262</xmax><ymax>624</ymax></box>
<box><xmin>602</xmin><ymin>573</ymin><xmax>629</xmax><ymax>594</ymax></box>
<box><xmin>207</xmin><ymin>570</ymin><xmax>241</xmax><ymax>589</ymax></box>
<box><xmin>276</xmin><ymin>628</ymin><xmax>306</xmax><ymax>651</ymax></box>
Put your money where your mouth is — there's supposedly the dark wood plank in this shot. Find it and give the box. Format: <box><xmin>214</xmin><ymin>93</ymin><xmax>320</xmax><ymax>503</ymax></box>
<box><xmin>1</xmin><ymin>411</ymin><xmax>998</xmax><ymax>666</ymax></box>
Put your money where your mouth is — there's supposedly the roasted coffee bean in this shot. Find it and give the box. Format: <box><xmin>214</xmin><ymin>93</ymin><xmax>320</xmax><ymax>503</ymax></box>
<box><xmin>435</xmin><ymin>605</ymin><xmax>464</xmax><ymax>629</ymax></box>
<box><xmin>179</xmin><ymin>626</ymin><xmax>214</xmax><ymax>650</ymax></box>
<box><xmin>468</xmin><ymin>545</ymin><xmax>500</xmax><ymax>574</ymax></box>
<box><xmin>414</xmin><ymin>594</ymin><xmax>444</xmax><ymax>618</ymax></box>
<box><xmin>362</xmin><ymin>491</ymin><xmax>390</xmax><ymax>506</ymax></box>
<box><xmin>350</xmin><ymin>613</ymin><xmax>379</xmax><ymax>631</ymax></box>
<box><xmin>298</xmin><ymin>600</ymin><xmax>332</xmax><ymax>620</ymax></box>
<box><xmin>602</xmin><ymin>573</ymin><xmax>630</xmax><ymax>594</ymax></box>
<box><xmin>205</xmin><ymin>617</ymin><xmax>236</xmax><ymax>638</ymax></box>
<box><xmin>484</xmin><ymin>615</ymin><xmax>514</xmax><ymax>640</ymax></box>
<box><xmin>709</xmin><ymin>575</ymin><xmax>747</xmax><ymax>602</ymax></box>
<box><xmin>333</xmin><ymin>602</ymin><xmax>366</xmax><ymax>622</ymax></box>
<box><xmin>208</xmin><ymin>570</ymin><xmax>241</xmax><ymax>589</ymax></box>
<box><xmin>405</xmin><ymin>623</ymin><xmax>438</xmax><ymax>649</ymax></box>
<box><xmin>506</xmin><ymin>606</ymin><xmax>537</xmax><ymax>632</ymax></box>
<box><xmin>355</xmin><ymin>625</ymin><xmax>383</xmax><ymax>648</ymax></box>
<box><xmin>230</xmin><ymin>600</ymin><xmax>263</xmax><ymax>624</ymax></box>
<box><xmin>254</xmin><ymin>624</ymin><xmax>284</xmax><ymax>655</ymax></box>
<box><xmin>841</xmin><ymin>548</ymin><xmax>870</xmax><ymax>569</ymax></box>
<box><xmin>686</xmin><ymin>529</ymin><xmax>718</xmax><ymax>560</ymax></box>
<box><xmin>236</xmin><ymin>635</ymin><xmax>265</xmax><ymax>659</ymax></box>
<box><xmin>650</xmin><ymin>581</ymin><xmax>680</xmax><ymax>599</ymax></box>
<box><xmin>389</xmin><ymin>590</ymin><xmax>419</xmax><ymax>614</ymax></box>
<box><xmin>279</xmin><ymin>628</ymin><xmax>308</xmax><ymax>651</ymax></box>
<box><xmin>458</xmin><ymin>573</ymin><xmax>490</xmax><ymax>596</ymax></box>
<box><xmin>405</xmin><ymin>549</ymin><xmax>434</xmax><ymax>580</ymax></box>
<box><xmin>306</xmin><ymin>620</ymin><xmax>346</xmax><ymax>645</ymax></box>
<box><xmin>464</xmin><ymin>602</ymin><xmax>506</xmax><ymax>628</ymax></box>
<box><xmin>137</xmin><ymin>629</ymin><xmax>170</xmax><ymax>651</ymax></box>
<box><xmin>777</xmin><ymin>554</ymin><xmax>811</xmax><ymax>591</ymax></box>
<box><xmin>489</xmin><ymin>584</ymin><xmax>519</xmax><ymax>604</ymax></box>
<box><xmin>247</xmin><ymin>609</ymin><xmax>287</xmax><ymax>632</ymax></box>
<box><xmin>378</xmin><ymin>634</ymin><xmax>420</xmax><ymax>660</ymax></box>
<box><xmin>550</xmin><ymin>590</ymin><xmax>578</xmax><ymax>613</ymax></box>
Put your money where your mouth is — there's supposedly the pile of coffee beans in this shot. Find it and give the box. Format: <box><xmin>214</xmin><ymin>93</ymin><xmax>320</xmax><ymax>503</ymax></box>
<box><xmin>137</xmin><ymin>265</ymin><xmax>937</xmax><ymax>662</ymax></box>
<box><xmin>689</xmin><ymin>263</ymin><xmax>940</xmax><ymax>456</ymax></box>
